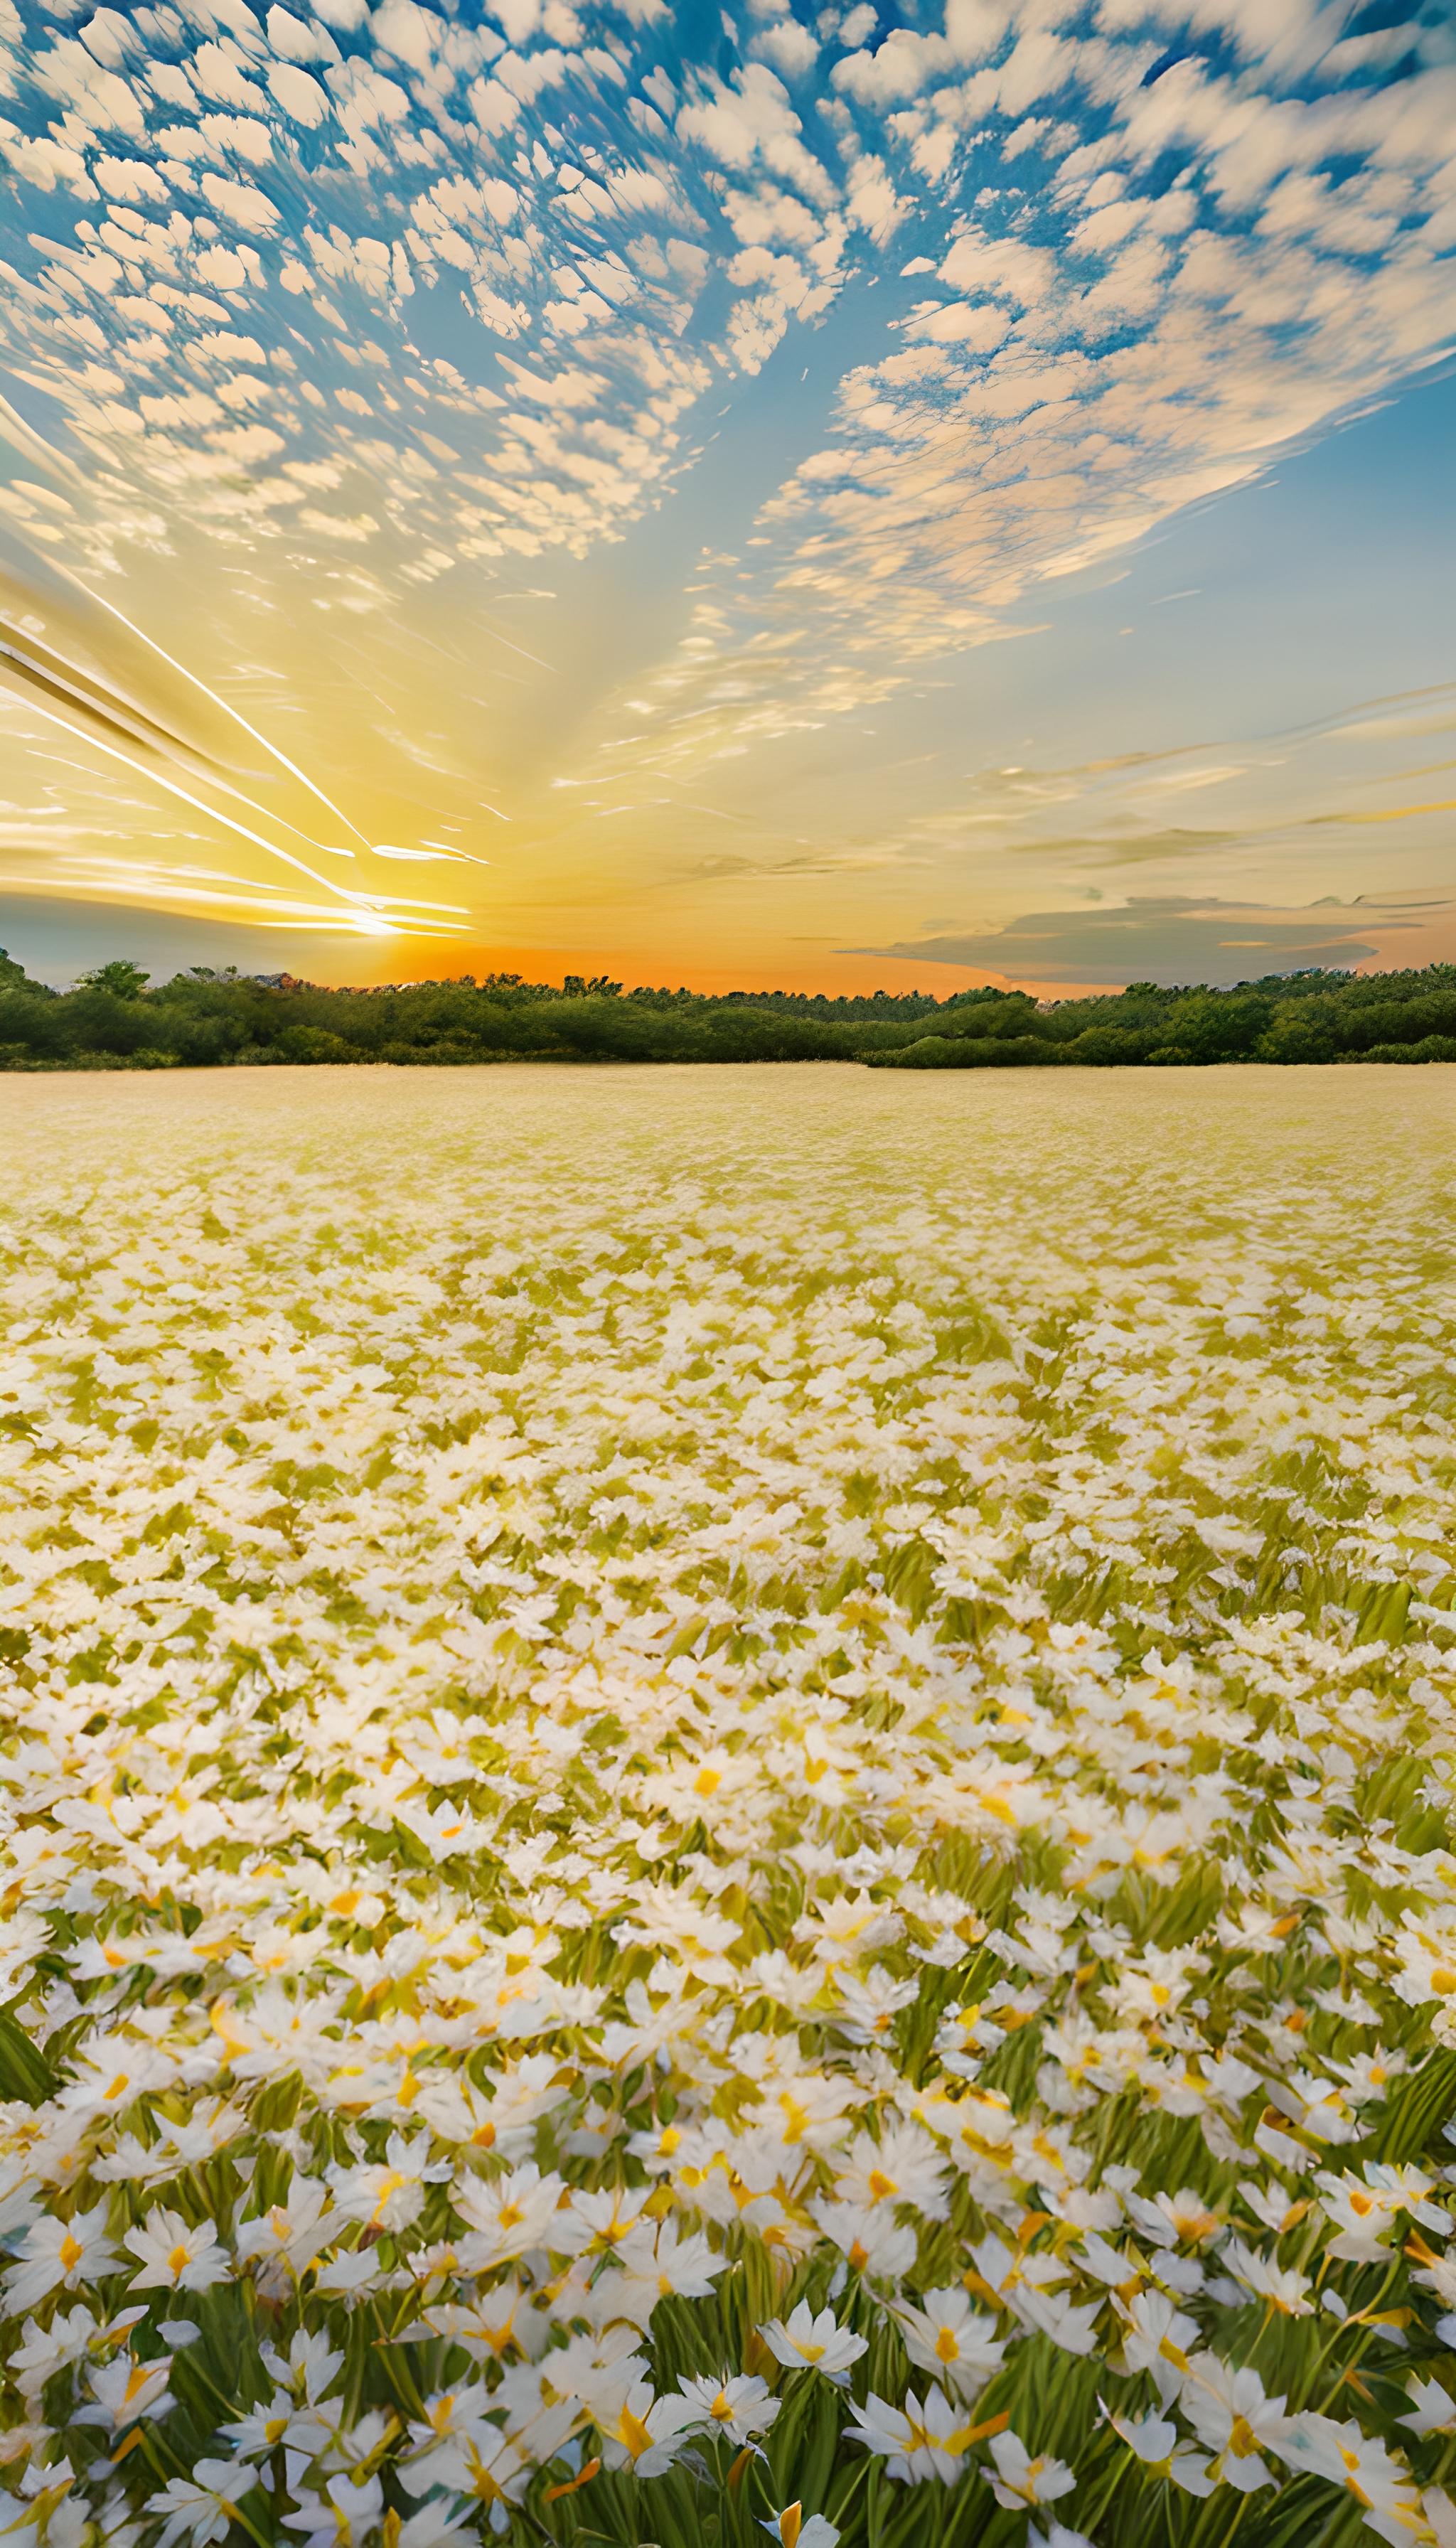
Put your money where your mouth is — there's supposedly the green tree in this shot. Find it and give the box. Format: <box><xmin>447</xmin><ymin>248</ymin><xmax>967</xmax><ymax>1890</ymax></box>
<box><xmin>75</xmin><ymin>960</ymin><xmax>150</xmax><ymax>1000</ymax></box>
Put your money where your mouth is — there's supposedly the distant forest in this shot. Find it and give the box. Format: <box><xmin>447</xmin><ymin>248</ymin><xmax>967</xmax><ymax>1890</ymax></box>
<box><xmin>4</xmin><ymin>948</ymin><xmax>1456</xmax><ymax>1070</ymax></box>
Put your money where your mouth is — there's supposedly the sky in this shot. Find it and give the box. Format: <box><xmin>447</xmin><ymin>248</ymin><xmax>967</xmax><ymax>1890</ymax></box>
<box><xmin>0</xmin><ymin>0</ymin><xmax>1453</xmax><ymax>994</ymax></box>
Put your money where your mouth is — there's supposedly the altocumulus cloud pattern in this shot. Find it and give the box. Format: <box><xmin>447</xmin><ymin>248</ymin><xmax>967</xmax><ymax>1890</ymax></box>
<box><xmin>0</xmin><ymin>0</ymin><xmax>1452</xmax><ymax>968</ymax></box>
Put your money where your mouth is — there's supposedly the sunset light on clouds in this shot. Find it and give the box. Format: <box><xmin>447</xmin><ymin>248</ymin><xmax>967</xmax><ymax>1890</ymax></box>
<box><xmin>0</xmin><ymin>0</ymin><xmax>1453</xmax><ymax>990</ymax></box>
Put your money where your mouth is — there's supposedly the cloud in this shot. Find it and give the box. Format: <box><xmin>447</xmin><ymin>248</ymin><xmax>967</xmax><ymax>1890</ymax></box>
<box><xmin>265</xmin><ymin>7</ymin><xmax>341</xmax><ymax>69</ymax></box>
<box><xmin>0</xmin><ymin>0</ymin><xmax>1452</xmax><ymax>963</ymax></box>
<box><xmin>267</xmin><ymin>61</ymin><xmax>331</xmax><ymax>125</ymax></box>
<box><xmin>852</xmin><ymin>898</ymin><xmax>1394</xmax><ymax>987</ymax></box>
<box><xmin>750</xmin><ymin>21</ymin><xmax>818</xmax><ymax>82</ymax></box>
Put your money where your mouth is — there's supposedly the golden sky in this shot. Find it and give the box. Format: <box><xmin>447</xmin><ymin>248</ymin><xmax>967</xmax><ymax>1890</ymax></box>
<box><xmin>1</xmin><ymin>0</ymin><xmax>1454</xmax><ymax>991</ymax></box>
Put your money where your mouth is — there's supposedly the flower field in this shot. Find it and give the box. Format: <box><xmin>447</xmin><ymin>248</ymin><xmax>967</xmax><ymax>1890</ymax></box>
<box><xmin>3</xmin><ymin>1061</ymin><xmax>1456</xmax><ymax>2548</ymax></box>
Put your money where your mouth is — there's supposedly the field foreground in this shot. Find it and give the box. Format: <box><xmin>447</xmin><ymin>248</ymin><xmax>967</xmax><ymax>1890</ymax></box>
<box><xmin>2</xmin><ymin>1065</ymin><xmax>1456</xmax><ymax>2548</ymax></box>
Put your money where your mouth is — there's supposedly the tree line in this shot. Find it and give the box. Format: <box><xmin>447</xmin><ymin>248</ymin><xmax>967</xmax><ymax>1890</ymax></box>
<box><xmin>2</xmin><ymin>948</ymin><xmax>1455</xmax><ymax>1069</ymax></box>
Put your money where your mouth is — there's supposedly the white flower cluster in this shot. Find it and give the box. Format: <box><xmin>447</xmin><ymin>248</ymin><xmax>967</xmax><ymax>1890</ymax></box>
<box><xmin>1</xmin><ymin>1068</ymin><xmax>1455</xmax><ymax>2548</ymax></box>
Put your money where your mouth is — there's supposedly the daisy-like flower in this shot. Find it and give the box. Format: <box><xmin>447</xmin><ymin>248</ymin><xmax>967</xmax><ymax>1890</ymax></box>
<box><xmin>1113</xmin><ymin>2286</ymin><xmax>1201</xmax><ymax>2403</ymax></box>
<box><xmin>759</xmin><ymin>2302</ymin><xmax>867</xmax><ymax>2382</ymax></box>
<box><xmin>892</xmin><ymin>2288</ymin><xmax>1006</xmax><ymax>2400</ymax></box>
<box><xmin>146</xmin><ymin>2461</ymin><xmax>257</xmax><ymax>2548</ymax></box>
<box><xmin>675</xmin><ymin>2372</ymin><xmax>781</xmax><ymax>2446</ymax></box>
<box><xmin>812</xmin><ymin>2201</ymin><xmax>918</xmax><ymax>2283</ymax></box>
<box><xmin>3</xmin><ymin>2205</ymin><xmax>119</xmax><ymax>2314</ymax></box>
<box><xmin>216</xmin><ymin>2396</ymin><xmax>298</xmax><ymax>2464</ymax></box>
<box><xmin>235</xmin><ymin>2178</ymin><xmax>342</xmax><ymax>2292</ymax></box>
<box><xmin>1220</xmin><ymin>2238</ymin><xmax>1314</xmax><ymax>2318</ymax></box>
<box><xmin>845</xmin><ymin>2385</ymin><xmax>988</xmax><ymax>2485</ymax></box>
<box><xmin>282</xmin><ymin>2475</ymin><xmax>383</xmax><ymax>2548</ymax></box>
<box><xmin>6</xmin><ymin>1046</ymin><xmax>1456</xmax><ymax>2548</ymax></box>
<box><xmin>557</xmin><ymin>2184</ymin><xmax>653</xmax><ymax>2259</ymax></box>
<box><xmin>122</xmin><ymin>2209</ymin><xmax>230</xmax><ymax>2296</ymax></box>
<box><xmin>454</xmin><ymin>2164</ymin><xmax>567</xmax><ymax>2269</ymax></box>
<box><xmin>1281</xmin><ymin>2415</ymin><xmax>1427</xmax><ymax>2541</ymax></box>
<box><xmin>73</xmin><ymin>2352</ymin><xmax>173</xmax><ymax>2434</ymax></box>
<box><xmin>1179</xmin><ymin>2354</ymin><xmax>1291</xmax><ymax>2490</ymax></box>
<box><xmin>1104</xmin><ymin>2407</ymin><xmax>1214</xmax><ymax>2498</ymax></box>
<box><xmin>590</xmin><ymin>2378</ymin><xmax>701</xmax><ymax>2480</ymax></box>
<box><xmin>8</xmin><ymin>2303</ymin><xmax>144</xmax><ymax>2404</ymax></box>
<box><xmin>328</xmin><ymin>2132</ymin><xmax>447</xmax><ymax>2234</ymax></box>
<box><xmin>985</xmin><ymin>2430</ymin><xmax>1079</xmax><ymax>2513</ymax></box>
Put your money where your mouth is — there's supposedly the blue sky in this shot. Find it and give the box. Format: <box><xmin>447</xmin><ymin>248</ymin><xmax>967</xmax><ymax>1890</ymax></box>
<box><xmin>0</xmin><ymin>0</ymin><xmax>1452</xmax><ymax>990</ymax></box>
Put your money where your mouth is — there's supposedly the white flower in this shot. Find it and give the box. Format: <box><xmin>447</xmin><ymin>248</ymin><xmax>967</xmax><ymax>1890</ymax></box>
<box><xmin>122</xmin><ymin>2209</ymin><xmax>230</xmax><ymax>2295</ymax></box>
<box><xmin>592</xmin><ymin>2377</ymin><xmax>701</xmax><ymax>2479</ymax></box>
<box><xmin>893</xmin><ymin>2287</ymin><xmax>1006</xmax><ymax>2400</ymax></box>
<box><xmin>453</xmin><ymin>2165</ymin><xmax>567</xmax><ymax>2269</ymax></box>
<box><xmin>235</xmin><ymin>2178</ymin><xmax>342</xmax><ymax>2289</ymax></box>
<box><xmin>1220</xmin><ymin>2238</ymin><xmax>1313</xmax><ymax>2318</ymax></box>
<box><xmin>1181</xmin><ymin>2353</ymin><xmax>1291</xmax><ymax>2490</ymax></box>
<box><xmin>985</xmin><ymin>2431</ymin><xmax>1078</xmax><ymax>2512</ymax></box>
<box><xmin>675</xmin><ymin>2372</ymin><xmax>781</xmax><ymax>2445</ymax></box>
<box><xmin>260</xmin><ymin>2329</ymin><xmax>344</xmax><ymax>2403</ymax></box>
<box><xmin>146</xmin><ymin>2461</ymin><xmax>256</xmax><ymax>2548</ymax></box>
<box><xmin>1280</xmin><ymin>2415</ymin><xmax>1427</xmax><ymax>2540</ymax></box>
<box><xmin>1113</xmin><ymin>2287</ymin><xmax>1200</xmax><ymax>2402</ymax></box>
<box><xmin>328</xmin><ymin>2134</ymin><xmax>445</xmax><ymax>2234</ymax></box>
<box><xmin>1104</xmin><ymin>2407</ymin><xmax>1214</xmax><ymax>2497</ymax></box>
<box><xmin>282</xmin><ymin>2475</ymin><xmax>382</xmax><ymax>2548</ymax></box>
<box><xmin>3</xmin><ymin>2205</ymin><xmax>119</xmax><ymax>2314</ymax></box>
<box><xmin>73</xmin><ymin>2353</ymin><xmax>173</xmax><ymax>2433</ymax></box>
<box><xmin>1399</xmin><ymin>2377</ymin><xmax>1456</xmax><ymax>2441</ymax></box>
<box><xmin>812</xmin><ymin>2200</ymin><xmax>918</xmax><ymax>2283</ymax></box>
<box><xmin>759</xmin><ymin>2303</ymin><xmax>867</xmax><ymax>2382</ymax></box>
<box><xmin>845</xmin><ymin>2385</ymin><xmax>988</xmax><ymax>2485</ymax></box>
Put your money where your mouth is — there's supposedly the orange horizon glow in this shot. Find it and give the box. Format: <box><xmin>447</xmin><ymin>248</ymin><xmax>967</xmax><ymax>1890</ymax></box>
<box><xmin>293</xmin><ymin>939</ymin><xmax>1061</xmax><ymax>1000</ymax></box>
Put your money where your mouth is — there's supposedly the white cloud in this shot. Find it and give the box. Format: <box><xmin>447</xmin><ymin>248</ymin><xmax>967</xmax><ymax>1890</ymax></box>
<box><xmin>0</xmin><ymin>120</ymin><xmax>95</xmax><ymax>191</ymax></box>
<box><xmin>941</xmin><ymin>228</ymin><xmax>1058</xmax><ymax>306</ymax></box>
<box><xmin>903</xmin><ymin>296</ymin><xmax>1010</xmax><ymax>346</ymax></box>
<box><xmin>833</xmin><ymin>30</ymin><xmax>953</xmax><ymax>106</ymax></box>
<box><xmin>265</xmin><ymin>6</ymin><xmax>341</xmax><ymax>66</ymax></box>
<box><xmin>200</xmin><ymin>110</ymin><xmax>274</xmax><ymax>161</ymax></box>
<box><xmin>751</xmin><ymin>20</ymin><xmax>818</xmax><ymax>81</ymax></box>
<box><xmin>189</xmin><ymin>37</ymin><xmax>266</xmax><ymax>108</ymax></box>
<box><xmin>93</xmin><ymin>154</ymin><xmax>171</xmax><ymax>200</ymax></box>
<box><xmin>1</xmin><ymin>0</ymin><xmax>1453</xmax><ymax>878</ymax></box>
<box><xmin>678</xmin><ymin>63</ymin><xmax>837</xmax><ymax>207</ymax></box>
<box><xmin>79</xmin><ymin>9</ymin><xmax>146</xmax><ymax>70</ymax></box>
<box><xmin>198</xmin><ymin>169</ymin><xmax>282</xmax><ymax>229</ymax></box>
<box><xmin>31</xmin><ymin>36</ymin><xmax>149</xmax><ymax>136</ymax></box>
<box><xmin>944</xmin><ymin>0</ymin><xmax>1012</xmax><ymax>62</ymax></box>
<box><xmin>193</xmin><ymin>242</ymin><xmax>250</xmax><ymax>286</ymax></box>
<box><xmin>268</xmin><ymin>60</ymin><xmax>331</xmax><ymax>122</ymax></box>
<box><xmin>327</xmin><ymin>55</ymin><xmax>412</xmax><ymax>132</ymax></box>
<box><xmin>370</xmin><ymin>0</ymin><xmax>445</xmax><ymax>75</ymax></box>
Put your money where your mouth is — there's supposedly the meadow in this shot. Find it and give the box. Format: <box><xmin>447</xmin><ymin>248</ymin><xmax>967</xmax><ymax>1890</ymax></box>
<box><xmin>1</xmin><ymin>1065</ymin><xmax>1455</xmax><ymax>2548</ymax></box>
